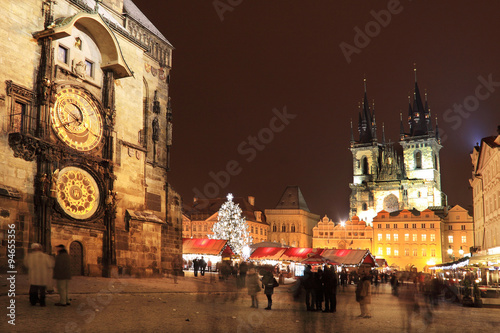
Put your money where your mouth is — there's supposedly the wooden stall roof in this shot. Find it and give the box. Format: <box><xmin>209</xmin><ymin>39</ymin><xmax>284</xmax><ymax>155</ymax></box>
<box><xmin>280</xmin><ymin>248</ymin><xmax>323</xmax><ymax>262</ymax></box>
<box><xmin>249</xmin><ymin>247</ymin><xmax>287</xmax><ymax>260</ymax></box>
<box><xmin>182</xmin><ymin>238</ymin><xmax>234</xmax><ymax>256</ymax></box>
<box><xmin>322</xmin><ymin>249</ymin><xmax>377</xmax><ymax>267</ymax></box>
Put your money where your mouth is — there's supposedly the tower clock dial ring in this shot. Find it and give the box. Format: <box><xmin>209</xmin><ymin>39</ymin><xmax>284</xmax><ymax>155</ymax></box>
<box><xmin>50</xmin><ymin>88</ymin><xmax>103</xmax><ymax>151</ymax></box>
<box><xmin>55</xmin><ymin>167</ymin><xmax>100</xmax><ymax>220</ymax></box>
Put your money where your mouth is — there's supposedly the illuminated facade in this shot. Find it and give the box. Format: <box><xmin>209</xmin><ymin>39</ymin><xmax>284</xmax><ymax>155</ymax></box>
<box><xmin>441</xmin><ymin>205</ymin><xmax>475</xmax><ymax>260</ymax></box>
<box><xmin>183</xmin><ymin>196</ymin><xmax>269</xmax><ymax>244</ymax></box>
<box><xmin>266</xmin><ymin>186</ymin><xmax>320</xmax><ymax>247</ymax></box>
<box><xmin>372</xmin><ymin>209</ymin><xmax>443</xmax><ymax>271</ymax></box>
<box><xmin>349</xmin><ymin>75</ymin><xmax>445</xmax><ymax>224</ymax></box>
<box><xmin>312</xmin><ymin>215</ymin><xmax>373</xmax><ymax>250</ymax></box>
<box><xmin>470</xmin><ymin>130</ymin><xmax>500</xmax><ymax>251</ymax></box>
<box><xmin>0</xmin><ymin>0</ymin><xmax>182</xmax><ymax>276</ymax></box>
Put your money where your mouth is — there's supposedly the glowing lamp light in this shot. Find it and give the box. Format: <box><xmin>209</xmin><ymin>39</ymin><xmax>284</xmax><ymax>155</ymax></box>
<box><xmin>427</xmin><ymin>259</ymin><xmax>436</xmax><ymax>266</ymax></box>
<box><xmin>242</xmin><ymin>245</ymin><xmax>250</xmax><ymax>260</ymax></box>
<box><xmin>340</xmin><ymin>221</ymin><xmax>345</xmax><ymax>227</ymax></box>
<box><xmin>447</xmin><ymin>248</ymin><xmax>453</xmax><ymax>255</ymax></box>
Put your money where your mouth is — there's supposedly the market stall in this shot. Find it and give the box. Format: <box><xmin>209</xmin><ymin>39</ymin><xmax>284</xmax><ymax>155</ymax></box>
<box><xmin>182</xmin><ymin>238</ymin><xmax>234</xmax><ymax>270</ymax></box>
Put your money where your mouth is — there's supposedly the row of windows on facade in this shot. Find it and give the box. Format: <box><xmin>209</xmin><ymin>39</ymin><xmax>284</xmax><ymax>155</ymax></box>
<box><xmin>271</xmin><ymin>225</ymin><xmax>298</xmax><ymax>232</ymax></box>
<box><xmin>317</xmin><ymin>232</ymin><xmax>366</xmax><ymax>237</ymax></box>
<box><xmin>58</xmin><ymin>44</ymin><xmax>95</xmax><ymax>78</ymax></box>
<box><xmin>376</xmin><ymin>233</ymin><xmax>466</xmax><ymax>243</ymax></box>
<box><xmin>482</xmin><ymin>192</ymin><xmax>500</xmax><ymax>216</ymax></box>
<box><xmin>359</xmin><ymin>150</ymin><xmax>438</xmax><ymax>175</ymax></box>
<box><xmin>185</xmin><ymin>224</ymin><xmax>267</xmax><ymax>236</ymax></box>
<box><xmin>377</xmin><ymin>247</ymin><xmax>437</xmax><ymax>257</ymax></box>
<box><xmin>375</xmin><ymin>223</ymin><xmax>467</xmax><ymax>229</ymax></box>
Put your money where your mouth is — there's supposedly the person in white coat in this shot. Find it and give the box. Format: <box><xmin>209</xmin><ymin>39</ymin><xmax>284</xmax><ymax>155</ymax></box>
<box><xmin>24</xmin><ymin>243</ymin><xmax>55</xmax><ymax>306</ymax></box>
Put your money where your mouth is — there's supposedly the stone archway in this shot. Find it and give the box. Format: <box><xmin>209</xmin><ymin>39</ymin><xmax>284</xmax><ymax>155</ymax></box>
<box><xmin>69</xmin><ymin>241</ymin><xmax>84</xmax><ymax>276</ymax></box>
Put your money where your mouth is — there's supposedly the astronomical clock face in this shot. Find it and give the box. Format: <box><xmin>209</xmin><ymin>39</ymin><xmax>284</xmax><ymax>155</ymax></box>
<box><xmin>56</xmin><ymin>167</ymin><xmax>100</xmax><ymax>220</ymax></box>
<box><xmin>50</xmin><ymin>88</ymin><xmax>103</xmax><ymax>151</ymax></box>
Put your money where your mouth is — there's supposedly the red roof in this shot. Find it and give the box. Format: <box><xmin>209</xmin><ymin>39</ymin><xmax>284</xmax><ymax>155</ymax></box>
<box><xmin>322</xmin><ymin>249</ymin><xmax>377</xmax><ymax>267</ymax></box>
<box><xmin>376</xmin><ymin>258</ymin><xmax>388</xmax><ymax>267</ymax></box>
<box><xmin>182</xmin><ymin>238</ymin><xmax>234</xmax><ymax>256</ymax></box>
<box><xmin>249</xmin><ymin>247</ymin><xmax>287</xmax><ymax>260</ymax></box>
<box><xmin>280</xmin><ymin>248</ymin><xmax>323</xmax><ymax>262</ymax></box>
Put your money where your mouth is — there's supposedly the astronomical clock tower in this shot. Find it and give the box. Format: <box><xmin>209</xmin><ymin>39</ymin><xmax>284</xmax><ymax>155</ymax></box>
<box><xmin>0</xmin><ymin>0</ymin><xmax>182</xmax><ymax>277</ymax></box>
<box><xmin>349</xmin><ymin>73</ymin><xmax>445</xmax><ymax>224</ymax></box>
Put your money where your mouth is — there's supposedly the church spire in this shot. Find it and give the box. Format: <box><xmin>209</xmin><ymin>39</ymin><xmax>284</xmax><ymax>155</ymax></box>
<box><xmin>357</xmin><ymin>78</ymin><xmax>373</xmax><ymax>143</ymax></box>
<box><xmin>350</xmin><ymin>118</ymin><xmax>354</xmax><ymax>145</ymax></box>
<box><xmin>400</xmin><ymin>112</ymin><xmax>405</xmax><ymax>140</ymax></box>
<box><xmin>382</xmin><ymin>122</ymin><xmax>386</xmax><ymax>144</ymax></box>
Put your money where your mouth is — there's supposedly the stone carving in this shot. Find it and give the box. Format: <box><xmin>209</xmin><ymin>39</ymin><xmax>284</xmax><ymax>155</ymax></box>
<box><xmin>152</xmin><ymin>117</ymin><xmax>160</xmax><ymax>142</ymax></box>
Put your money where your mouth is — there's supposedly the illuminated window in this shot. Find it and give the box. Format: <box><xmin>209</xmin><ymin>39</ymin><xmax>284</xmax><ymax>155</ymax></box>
<box><xmin>386</xmin><ymin>234</ymin><xmax>391</xmax><ymax>241</ymax></box>
<box><xmin>430</xmin><ymin>234</ymin><xmax>435</xmax><ymax>242</ymax></box>
<box><xmin>421</xmin><ymin>234</ymin><xmax>427</xmax><ymax>242</ymax></box>
<box><xmin>378</xmin><ymin>247</ymin><xmax>383</xmax><ymax>255</ymax></box>
<box><xmin>405</xmin><ymin>234</ymin><xmax>409</xmax><ymax>241</ymax></box>
<box><xmin>422</xmin><ymin>248</ymin><xmax>427</xmax><ymax>257</ymax></box>
<box><xmin>394</xmin><ymin>249</ymin><xmax>399</xmax><ymax>256</ymax></box>
<box><xmin>413</xmin><ymin>248</ymin><xmax>418</xmax><ymax>256</ymax></box>
<box><xmin>386</xmin><ymin>247</ymin><xmax>391</xmax><ymax>256</ymax></box>
<box><xmin>462</xmin><ymin>236</ymin><xmax>466</xmax><ymax>243</ymax></box>
<box><xmin>431</xmin><ymin>248</ymin><xmax>436</xmax><ymax>257</ymax></box>
<box><xmin>405</xmin><ymin>248</ymin><xmax>409</xmax><ymax>256</ymax></box>
<box><xmin>412</xmin><ymin>234</ymin><xmax>417</xmax><ymax>242</ymax></box>
<box><xmin>394</xmin><ymin>234</ymin><xmax>398</xmax><ymax>241</ymax></box>
<box><xmin>415</xmin><ymin>151</ymin><xmax>422</xmax><ymax>169</ymax></box>
<box><xmin>448</xmin><ymin>235</ymin><xmax>454</xmax><ymax>244</ymax></box>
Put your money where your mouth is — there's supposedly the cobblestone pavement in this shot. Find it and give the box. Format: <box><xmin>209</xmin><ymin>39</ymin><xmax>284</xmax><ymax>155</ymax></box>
<box><xmin>2</xmin><ymin>273</ymin><xmax>499</xmax><ymax>333</ymax></box>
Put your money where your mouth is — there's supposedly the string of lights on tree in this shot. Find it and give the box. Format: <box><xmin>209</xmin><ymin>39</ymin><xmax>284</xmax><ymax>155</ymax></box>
<box><xmin>210</xmin><ymin>193</ymin><xmax>252</xmax><ymax>258</ymax></box>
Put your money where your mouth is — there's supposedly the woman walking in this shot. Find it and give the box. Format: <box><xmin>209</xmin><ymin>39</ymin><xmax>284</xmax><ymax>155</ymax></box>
<box><xmin>246</xmin><ymin>268</ymin><xmax>261</xmax><ymax>308</ymax></box>
<box><xmin>261</xmin><ymin>270</ymin><xmax>278</xmax><ymax>310</ymax></box>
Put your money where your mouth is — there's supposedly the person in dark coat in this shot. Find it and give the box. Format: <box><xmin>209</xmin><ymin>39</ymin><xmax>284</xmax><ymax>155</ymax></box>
<box><xmin>302</xmin><ymin>265</ymin><xmax>314</xmax><ymax>311</ymax></box>
<box><xmin>53</xmin><ymin>244</ymin><xmax>71</xmax><ymax>306</ymax></box>
<box><xmin>322</xmin><ymin>265</ymin><xmax>338</xmax><ymax>312</ymax></box>
<box><xmin>193</xmin><ymin>258</ymin><xmax>199</xmax><ymax>277</ymax></box>
<box><xmin>199</xmin><ymin>256</ymin><xmax>206</xmax><ymax>276</ymax></box>
<box><xmin>313</xmin><ymin>268</ymin><xmax>324</xmax><ymax>311</ymax></box>
<box><xmin>261</xmin><ymin>270</ymin><xmax>278</xmax><ymax>310</ymax></box>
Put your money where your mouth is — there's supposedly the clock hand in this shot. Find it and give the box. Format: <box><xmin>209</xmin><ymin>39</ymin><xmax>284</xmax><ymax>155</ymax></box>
<box><xmin>83</xmin><ymin>123</ymin><xmax>101</xmax><ymax>137</ymax></box>
<box><xmin>56</xmin><ymin>119</ymin><xmax>79</xmax><ymax>128</ymax></box>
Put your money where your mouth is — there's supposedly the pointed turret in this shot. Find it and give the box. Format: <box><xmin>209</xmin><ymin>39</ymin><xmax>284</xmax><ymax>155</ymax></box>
<box><xmin>408</xmin><ymin>67</ymin><xmax>430</xmax><ymax>136</ymax></box>
<box><xmin>350</xmin><ymin>119</ymin><xmax>354</xmax><ymax>145</ymax></box>
<box><xmin>400</xmin><ymin>112</ymin><xmax>405</xmax><ymax>140</ymax></box>
<box><xmin>357</xmin><ymin>78</ymin><xmax>374</xmax><ymax>143</ymax></box>
<box><xmin>371</xmin><ymin>100</ymin><xmax>378</xmax><ymax>142</ymax></box>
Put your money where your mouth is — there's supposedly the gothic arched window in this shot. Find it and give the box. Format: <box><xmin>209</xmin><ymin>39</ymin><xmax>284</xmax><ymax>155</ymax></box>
<box><xmin>282</xmin><ymin>224</ymin><xmax>287</xmax><ymax>232</ymax></box>
<box><xmin>291</xmin><ymin>225</ymin><xmax>296</xmax><ymax>232</ymax></box>
<box><xmin>362</xmin><ymin>157</ymin><xmax>369</xmax><ymax>175</ymax></box>
<box><xmin>415</xmin><ymin>151</ymin><xmax>422</xmax><ymax>169</ymax></box>
<box><xmin>272</xmin><ymin>224</ymin><xmax>277</xmax><ymax>232</ymax></box>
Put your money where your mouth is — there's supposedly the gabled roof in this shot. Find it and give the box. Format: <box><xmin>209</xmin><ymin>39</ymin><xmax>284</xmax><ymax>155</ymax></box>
<box><xmin>249</xmin><ymin>247</ymin><xmax>287</xmax><ymax>260</ymax></box>
<box><xmin>322</xmin><ymin>249</ymin><xmax>377</xmax><ymax>267</ymax></box>
<box><xmin>280</xmin><ymin>248</ymin><xmax>322</xmax><ymax>262</ymax></box>
<box><xmin>123</xmin><ymin>0</ymin><xmax>172</xmax><ymax>46</ymax></box>
<box><xmin>274</xmin><ymin>186</ymin><xmax>310</xmax><ymax>212</ymax></box>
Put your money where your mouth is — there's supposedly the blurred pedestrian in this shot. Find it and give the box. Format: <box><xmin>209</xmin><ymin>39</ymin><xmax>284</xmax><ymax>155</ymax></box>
<box><xmin>193</xmin><ymin>257</ymin><xmax>199</xmax><ymax>277</ymax></box>
<box><xmin>399</xmin><ymin>282</ymin><xmax>419</xmax><ymax>331</ymax></box>
<box><xmin>261</xmin><ymin>270</ymin><xmax>278</xmax><ymax>310</ymax></box>
<box><xmin>207</xmin><ymin>259</ymin><xmax>212</xmax><ymax>272</ymax></box>
<box><xmin>302</xmin><ymin>265</ymin><xmax>314</xmax><ymax>311</ymax></box>
<box><xmin>313</xmin><ymin>268</ymin><xmax>324</xmax><ymax>311</ymax></box>
<box><xmin>322</xmin><ymin>265</ymin><xmax>337</xmax><ymax>312</ymax></box>
<box><xmin>200</xmin><ymin>256</ymin><xmax>206</xmax><ymax>276</ymax></box>
<box><xmin>356</xmin><ymin>269</ymin><xmax>372</xmax><ymax>318</ymax></box>
<box><xmin>246</xmin><ymin>268</ymin><xmax>261</xmax><ymax>308</ymax></box>
<box><xmin>25</xmin><ymin>243</ymin><xmax>54</xmax><ymax>306</ymax></box>
<box><xmin>53</xmin><ymin>244</ymin><xmax>71</xmax><ymax>306</ymax></box>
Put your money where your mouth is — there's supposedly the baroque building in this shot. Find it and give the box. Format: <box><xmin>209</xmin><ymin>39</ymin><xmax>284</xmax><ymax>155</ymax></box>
<box><xmin>182</xmin><ymin>196</ymin><xmax>269</xmax><ymax>244</ymax></box>
<box><xmin>470</xmin><ymin>127</ymin><xmax>500</xmax><ymax>251</ymax></box>
<box><xmin>266</xmin><ymin>186</ymin><xmax>320</xmax><ymax>247</ymax></box>
<box><xmin>349</xmin><ymin>74</ymin><xmax>445</xmax><ymax>224</ymax></box>
<box><xmin>0</xmin><ymin>0</ymin><xmax>182</xmax><ymax>277</ymax></box>
<box><xmin>312</xmin><ymin>215</ymin><xmax>373</xmax><ymax>250</ymax></box>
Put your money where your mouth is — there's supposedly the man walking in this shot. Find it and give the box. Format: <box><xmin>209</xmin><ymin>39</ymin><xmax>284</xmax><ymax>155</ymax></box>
<box><xmin>53</xmin><ymin>244</ymin><xmax>71</xmax><ymax>306</ymax></box>
<box><xmin>25</xmin><ymin>243</ymin><xmax>54</xmax><ymax>306</ymax></box>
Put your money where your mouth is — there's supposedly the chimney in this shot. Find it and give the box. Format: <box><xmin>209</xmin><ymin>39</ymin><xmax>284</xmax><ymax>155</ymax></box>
<box><xmin>248</xmin><ymin>196</ymin><xmax>255</xmax><ymax>206</ymax></box>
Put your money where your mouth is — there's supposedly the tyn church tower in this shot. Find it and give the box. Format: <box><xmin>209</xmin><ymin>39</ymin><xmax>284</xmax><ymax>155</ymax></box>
<box><xmin>349</xmin><ymin>72</ymin><xmax>445</xmax><ymax>224</ymax></box>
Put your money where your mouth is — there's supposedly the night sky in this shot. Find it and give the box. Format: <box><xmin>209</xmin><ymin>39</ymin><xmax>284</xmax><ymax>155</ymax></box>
<box><xmin>136</xmin><ymin>1</ymin><xmax>500</xmax><ymax>220</ymax></box>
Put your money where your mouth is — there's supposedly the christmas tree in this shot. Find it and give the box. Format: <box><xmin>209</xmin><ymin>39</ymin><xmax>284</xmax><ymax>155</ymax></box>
<box><xmin>210</xmin><ymin>193</ymin><xmax>252</xmax><ymax>257</ymax></box>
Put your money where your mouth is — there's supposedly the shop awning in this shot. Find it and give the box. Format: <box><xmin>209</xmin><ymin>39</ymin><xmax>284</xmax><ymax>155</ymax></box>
<box><xmin>280</xmin><ymin>248</ymin><xmax>323</xmax><ymax>262</ymax></box>
<box><xmin>376</xmin><ymin>258</ymin><xmax>388</xmax><ymax>268</ymax></box>
<box><xmin>249</xmin><ymin>247</ymin><xmax>287</xmax><ymax>260</ymax></box>
<box><xmin>322</xmin><ymin>249</ymin><xmax>377</xmax><ymax>267</ymax></box>
<box><xmin>182</xmin><ymin>238</ymin><xmax>234</xmax><ymax>256</ymax></box>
